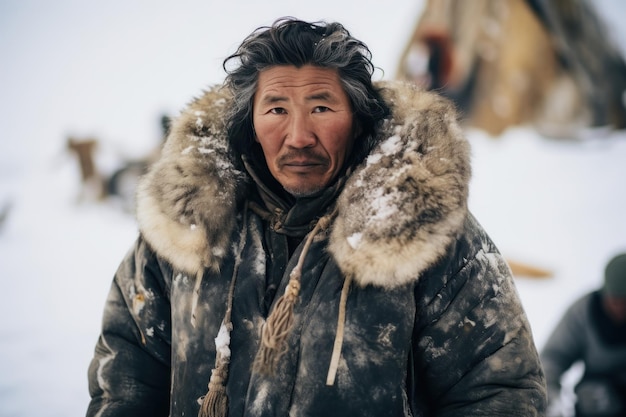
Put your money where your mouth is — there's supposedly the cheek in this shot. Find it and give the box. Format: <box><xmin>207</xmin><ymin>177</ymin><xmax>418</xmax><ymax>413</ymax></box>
<box><xmin>253</xmin><ymin>121</ymin><xmax>279</xmax><ymax>152</ymax></box>
<box><xmin>326</xmin><ymin>122</ymin><xmax>356</xmax><ymax>161</ymax></box>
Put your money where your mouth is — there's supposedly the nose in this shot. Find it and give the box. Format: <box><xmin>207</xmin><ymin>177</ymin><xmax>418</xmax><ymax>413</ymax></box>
<box><xmin>285</xmin><ymin>112</ymin><xmax>316</xmax><ymax>148</ymax></box>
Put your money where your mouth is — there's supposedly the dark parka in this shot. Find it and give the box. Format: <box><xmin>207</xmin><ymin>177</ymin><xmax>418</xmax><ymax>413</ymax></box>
<box><xmin>87</xmin><ymin>81</ymin><xmax>547</xmax><ymax>417</ymax></box>
<box><xmin>541</xmin><ymin>291</ymin><xmax>626</xmax><ymax>415</ymax></box>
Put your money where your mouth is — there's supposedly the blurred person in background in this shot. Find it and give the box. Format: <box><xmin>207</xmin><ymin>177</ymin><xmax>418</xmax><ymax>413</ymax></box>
<box><xmin>542</xmin><ymin>253</ymin><xmax>626</xmax><ymax>417</ymax></box>
<box><xmin>86</xmin><ymin>17</ymin><xmax>546</xmax><ymax>417</ymax></box>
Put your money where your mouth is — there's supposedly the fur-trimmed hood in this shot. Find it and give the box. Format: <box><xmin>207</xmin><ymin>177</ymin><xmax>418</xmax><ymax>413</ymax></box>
<box><xmin>136</xmin><ymin>80</ymin><xmax>471</xmax><ymax>289</ymax></box>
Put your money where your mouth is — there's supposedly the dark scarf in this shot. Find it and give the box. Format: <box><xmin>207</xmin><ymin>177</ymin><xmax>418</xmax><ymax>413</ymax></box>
<box><xmin>241</xmin><ymin>154</ymin><xmax>348</xmax><ymax>312</ymax></box>
<box><xmin>241</xmin><ymin>154</ymin><xmax>347</xmax><ymax>238</ymax></box>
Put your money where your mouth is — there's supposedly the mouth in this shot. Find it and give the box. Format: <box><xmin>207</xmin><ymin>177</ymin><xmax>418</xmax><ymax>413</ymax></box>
<box><xmin>279</xmin><ymin>153</ymin><xmax>329</xmax><ymax>169</ymax></box>
<box><xmin>283</xmin><ymin>159</ymin><xmax>324</xmax><ymax>167</ymax></box>
<box><xmin>281</xmin><ymin>160</ymin><xmax>328</xmax><ymax>174</ymax></box>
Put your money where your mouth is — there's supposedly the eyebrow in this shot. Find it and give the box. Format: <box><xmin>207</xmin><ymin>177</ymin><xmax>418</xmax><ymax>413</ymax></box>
<box><xmin>260</xmin><ymin>95</ymin><xmax>287</xmax><ymax>105</ymax></box>
<box><xmin>307</xmin><ymin>92</ymin><xmax>335</xmax><ymax>102</ymax></box>
<box><xmin>259</xmin><ymin>91</ymin><xmax>338</xmax><ymax>105</ymax></box>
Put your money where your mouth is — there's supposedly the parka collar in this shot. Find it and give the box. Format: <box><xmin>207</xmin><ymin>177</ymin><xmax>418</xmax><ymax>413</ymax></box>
<box><xmin>135</xmin><ymin>81</ymin><xmax>471</xmax><ymax>289</ymax></box>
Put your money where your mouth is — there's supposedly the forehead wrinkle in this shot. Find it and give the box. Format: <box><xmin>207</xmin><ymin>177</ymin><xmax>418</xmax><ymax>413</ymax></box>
<box><xmin>255</xmin><ymin>66</ymin><xmax>346</xmax><ymax>106</ymax></box>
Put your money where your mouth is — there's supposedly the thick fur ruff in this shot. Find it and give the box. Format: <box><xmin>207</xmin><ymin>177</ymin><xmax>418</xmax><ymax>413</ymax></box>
<box><xmin>136</xmin><ymin>81</ymin><xmax>471</xmax><ymax>288</ymax></box>
<box><xmin>136</xmin><ymin>86</ymin><xmax>246</xmax><ymax>275</ymax></box>
<box><xmin>329</xmin><ymin>84</ymin><xmax>470</xmax><ymax>288</ymax></box>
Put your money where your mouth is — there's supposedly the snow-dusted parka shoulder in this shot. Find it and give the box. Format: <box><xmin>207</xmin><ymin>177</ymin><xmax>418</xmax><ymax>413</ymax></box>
<box><xmin>87</xmin><ymin>81</ymin><xmax>547</xmax><ymax>417</ymax></box>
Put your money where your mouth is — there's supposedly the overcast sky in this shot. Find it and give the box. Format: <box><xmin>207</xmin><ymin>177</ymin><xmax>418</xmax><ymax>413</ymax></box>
<box><xmin>0</xmin><ymin>1</ymin><xmax>422</xmax><ymax>182</ymax></box>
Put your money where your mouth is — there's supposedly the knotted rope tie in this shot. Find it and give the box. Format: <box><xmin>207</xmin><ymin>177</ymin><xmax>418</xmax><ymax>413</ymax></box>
<box><xmin>198</xmin><ymin>357</ymin><xmax>229</xmax><ymax>417</ymax></box>
<box><xmin>254</xmin><ymin>211</ymin><xmax>335</xmax><ymax>375</ymax></box>
<box><xmin>254</xmin><ymin>278</ymin><xmax>301</xmax><ymax>374</ymax></box>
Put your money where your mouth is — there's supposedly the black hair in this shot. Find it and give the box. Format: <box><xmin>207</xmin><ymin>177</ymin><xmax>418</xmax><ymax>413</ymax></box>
<box><xmin>223</xmin><ymin>17</ymin><xmax>390</xmax><ymax>166</ymax></box>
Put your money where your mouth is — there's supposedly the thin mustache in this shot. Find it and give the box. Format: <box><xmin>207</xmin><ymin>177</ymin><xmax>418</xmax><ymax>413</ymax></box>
<box><xmin>277</xmin><ymin>150</ymin><xmax>329</xmax><ymax>165</ymax></box>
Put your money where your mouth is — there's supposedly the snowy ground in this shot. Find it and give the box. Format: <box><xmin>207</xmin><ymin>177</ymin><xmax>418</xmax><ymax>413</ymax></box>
<box><xmin>1</xmin><ymin>1</ymin><xmax>626</xmax><ymax>416</ymax></box>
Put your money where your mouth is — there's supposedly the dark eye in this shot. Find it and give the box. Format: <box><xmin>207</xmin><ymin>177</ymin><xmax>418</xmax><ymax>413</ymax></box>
<box><xmin>313</xmin><ymin>106</ymin><xmax>330</xmax><ymax>113</ymax></box>
<box><xmin>269</xmin><ymin>107</ymin><xmax>287</xmax><ymax>115</ymax></box>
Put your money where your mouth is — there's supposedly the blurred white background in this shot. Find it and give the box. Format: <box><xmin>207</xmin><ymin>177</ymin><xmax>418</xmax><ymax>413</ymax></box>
<box><xmin>1</xmin><ymin>1</ymin><xmax>625</xmax><ymax>416</ymax></box>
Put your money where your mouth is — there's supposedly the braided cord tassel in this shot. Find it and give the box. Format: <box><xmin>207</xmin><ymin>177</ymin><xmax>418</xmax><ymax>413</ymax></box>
<box><xmin>254</xmin><ymin>213</ymin><xmax>334</xmax><ymax>375</ymax></box>
<box><xmin>198</xmin><ymin>322</ymin><xmax>232</xmax><ymax>417</ymax></box>
<box><xmin>254</xmin><ymin>275</ymin><xmax>301</xmax><ymax>374</ymax></box>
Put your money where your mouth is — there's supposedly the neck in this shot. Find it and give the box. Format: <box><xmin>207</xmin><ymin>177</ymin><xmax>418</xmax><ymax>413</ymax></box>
<box><xmin>242</xmin><ymin>154</ymin><xmax>347</xmax><ymax>237</ymax></box>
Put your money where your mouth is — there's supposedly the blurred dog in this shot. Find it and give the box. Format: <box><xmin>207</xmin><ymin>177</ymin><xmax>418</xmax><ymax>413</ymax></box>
<box><xmin>67</xmin><ymin>137</ymin><xmax>106</xmax><ymax>202</ymax></box>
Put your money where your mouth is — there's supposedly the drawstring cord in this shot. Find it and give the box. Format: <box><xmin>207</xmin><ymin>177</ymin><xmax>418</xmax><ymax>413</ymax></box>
<box><xmin>198</xmin><ymin>202</ymin><xmax>249</xmax><ymax>417</ymax></box>
<box><xmin>326</xmin><ymin>275</ymin><xmax>352</xmax><ymax>386</ymax></box>
<box><xmin>191</xmin><ymin>269</ymin><xmax>204</xmax><ymax>328</ymax></box>
<box><xmin>254</xmin><ymin>210</ymin><xmax>336</xmax><ymax>375</ymax></box>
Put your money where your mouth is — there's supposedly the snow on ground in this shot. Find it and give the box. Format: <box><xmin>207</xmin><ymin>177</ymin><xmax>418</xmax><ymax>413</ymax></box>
<box><xmin>1</xmin><ymin>1</ymin><xmax>626</xmax><ymax>416</ymax></box>
<box><xmin>468</xmin><ymin>128</ymin><xmax>626</xmax><ymax>347</ymax></box>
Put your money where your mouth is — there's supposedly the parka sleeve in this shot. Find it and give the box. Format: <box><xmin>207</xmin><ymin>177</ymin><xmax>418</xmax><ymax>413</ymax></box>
<box><xmin>86</xmin><ymin>236</ymin><xmax>172</xmax><ymax>417</ymax></box>
<box><xmin>411</xmin><ymin>218</ymin><xmax>547</xmax><ymax>416</ymax></box>
<box><xmin>539</xmin><ymin>294</ymin><xmax>588</xmax><ymax>407</ymax></box>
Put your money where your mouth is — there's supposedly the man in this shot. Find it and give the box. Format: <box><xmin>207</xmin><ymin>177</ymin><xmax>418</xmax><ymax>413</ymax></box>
<box><xmin>86</xmin><ymin>18</ymin><xmax>546</xmax><ymax>417</ymax></box>
<box><xmin>542</xmin><ymin>253</ymin><xmax>626</xmax><ymax>417</ymax></box>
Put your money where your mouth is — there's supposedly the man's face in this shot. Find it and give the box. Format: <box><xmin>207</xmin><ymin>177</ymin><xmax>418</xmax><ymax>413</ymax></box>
<box><xmin>252</xmin><ymin>65</ymin><xmax>357</xmax><ymax>197</ymax></box>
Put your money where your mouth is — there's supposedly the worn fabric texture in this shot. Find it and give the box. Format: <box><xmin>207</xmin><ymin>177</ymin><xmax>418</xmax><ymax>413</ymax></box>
<box><xmin>87</xmin><ymin>81</ymin><xmax>546</xmax><ymax>416</ymax></box>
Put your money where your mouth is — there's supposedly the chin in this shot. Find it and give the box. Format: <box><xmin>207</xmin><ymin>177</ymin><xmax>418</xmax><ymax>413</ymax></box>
<box><xmin>283</xmin><ymin>183</ymin><xmax>326</xmax><ymax>198</ymax></box>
